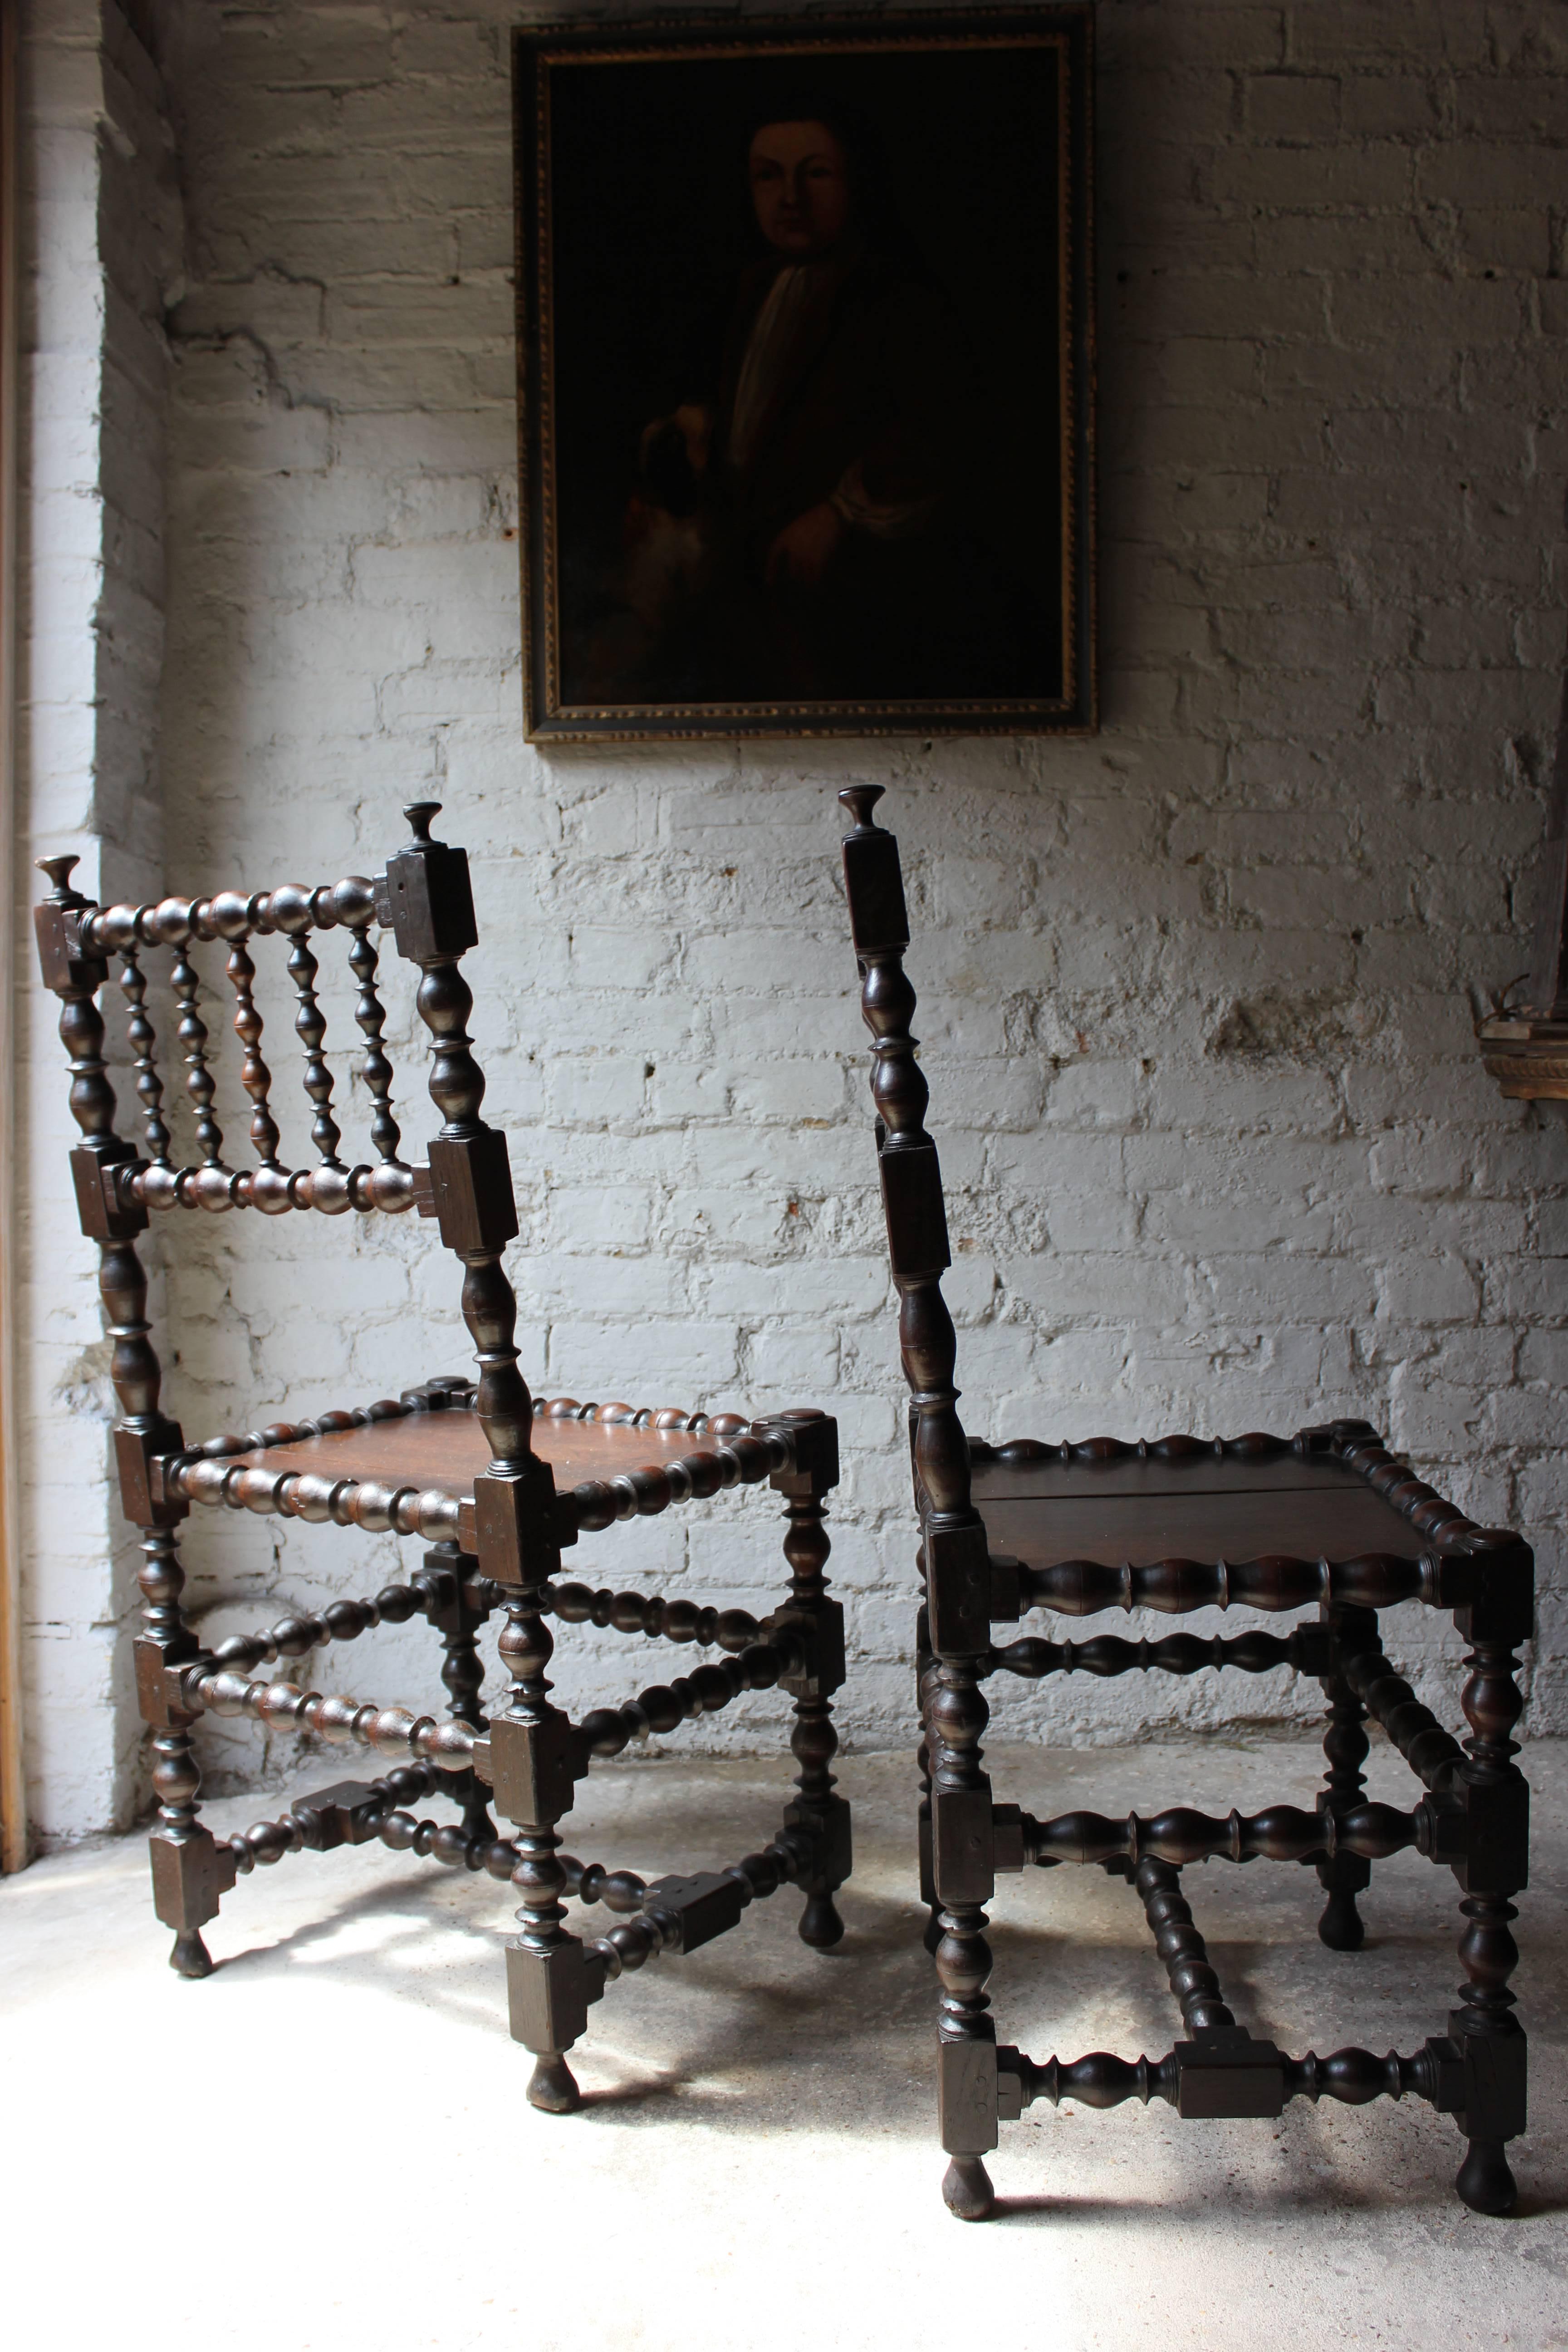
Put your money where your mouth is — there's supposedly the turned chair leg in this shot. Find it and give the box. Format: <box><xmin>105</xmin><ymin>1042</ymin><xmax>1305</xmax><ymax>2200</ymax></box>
<box><xmin>1449</xmin><ymin>1627</ymin><xmax>1528</xmax><ymax>2215</ymax></box>
<box><xmin>1316</xmin><ymin>1602</ymin><xmax>1376</xmax><ymax>1950</ymax></box>
<box><xmin>792</xmin><ymin>1695</ymin><xmax>847</xmax><ymax>1948</ymax></box>
<box><xmin>937</xmin><ymin>1901</ymin><xmax>997</xmax><ymax>2221</ymax></box>
<box><xmin>428</xmin><ymin>1542</ymin><xmax>495</xmax><ymax>1846</ymax></box>
<box><xmin>510</xmin><ymin>1817</ymin><xmax>586</xmax><ymax>2116</ymax></box>
<box><xmin>152</xmin><ymin>1721</ymin><xmax>217</xmax><ymax>1978</ymax></box>
<box><xmin>916</xmin><ymin>1617</ymin><xmax>942</xmax><ymax>1955</ymax></box>
<box><xmin>490</xmin><ymin>1582</ymin><xmax>589</xmax><ymax>2111</ymax></box>
<box><xmin>928</xmin><ymin>1660</ymin><xmax>998</xmax><ymax>2220</ymax></box>
<box><xmin>778</xmin><ymin>1473</ymin><xmax>849</xmax><ymax>1948</ymax></box>
<box><xmin>1453</xmin><ymin>1891</ymin><xmax>1524</xmax><ymax>2215</ymax></box>
<box><xmin>137</xmin><ymin>1526</ymin><xmax>235</xmax><ymax>1977</ymax></box>
<box><xmin>509</xmin><ymin>1808</ymin><xmax>587</xmax><ymax>2112</ymax></box>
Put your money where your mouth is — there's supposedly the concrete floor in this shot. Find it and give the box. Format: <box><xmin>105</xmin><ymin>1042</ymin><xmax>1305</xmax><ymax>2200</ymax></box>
<box><xmin>2</xmin><ymin>1738</ymin><xmax>1564</xmax><ymax>2352</ymax></box>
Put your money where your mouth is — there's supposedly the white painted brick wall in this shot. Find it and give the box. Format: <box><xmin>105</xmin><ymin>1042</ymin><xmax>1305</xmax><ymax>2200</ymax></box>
<box><xmin>17</xmin><ymin>0</ymin><xmax>1568</xmax><ymax>1833</ymax></box>
<box><xmin>13</xmin><ymin>0</ymin><xmax>180</xmax><ymax>1842</ymax></box>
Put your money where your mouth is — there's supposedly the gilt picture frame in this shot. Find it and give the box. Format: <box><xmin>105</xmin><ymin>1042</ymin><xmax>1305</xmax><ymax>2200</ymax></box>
<box><xmin>514</xmin><ymin>8</ymin><xmax>1096</xmax><ymax>743</ymax></box>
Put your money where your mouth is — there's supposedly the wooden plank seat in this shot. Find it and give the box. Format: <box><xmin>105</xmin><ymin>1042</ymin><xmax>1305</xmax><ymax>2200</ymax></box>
<box><xmin>34</xmin><ymin>802</ymin><xmax>849</xmax><ymax>2118</ymax></box>
<box><xmin>173</xmin><ymin>1387</ymin><xmax>810</xmax><ymax>1548</ymax></box>
<box><xmin>839</xmin><ymin>782</ymin><xmax>1532</xmax><ymax>2225</ymax></box>
<box><xmin>969</xmin><ymin>1432</ymin><xmax>1435</xmax><ymax>1579</ymax></box>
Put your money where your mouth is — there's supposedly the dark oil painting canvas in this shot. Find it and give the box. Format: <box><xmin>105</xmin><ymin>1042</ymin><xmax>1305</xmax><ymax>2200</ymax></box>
<box><xmin>514</xmin><ymin>10</ymin><xmax>1095</xmax><ymax>742</ymax></box>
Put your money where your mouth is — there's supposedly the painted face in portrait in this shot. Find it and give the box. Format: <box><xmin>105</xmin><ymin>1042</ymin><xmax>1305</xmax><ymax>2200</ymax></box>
<box><xmin>748</xmin><ymin>119</ymin><xmax>852</xmax><ymax>258</ymax></box>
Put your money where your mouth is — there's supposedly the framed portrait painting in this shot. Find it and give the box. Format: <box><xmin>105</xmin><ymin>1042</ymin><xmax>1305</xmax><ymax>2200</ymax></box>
<box><xmin>514</xmin><ymin>8</ymin><xmax>1096</xmax><ymax>742</ymax></box>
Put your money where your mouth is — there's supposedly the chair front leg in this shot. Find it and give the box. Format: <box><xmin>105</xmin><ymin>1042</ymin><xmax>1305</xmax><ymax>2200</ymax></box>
<box><xmin>490</xmin><ymin>1584</ymin><xmax>591</xmax><ymax>2112</ymax></box>
<box><xmin>509</xmin><ymin>1813</ymin><xmax>586</xmax><ymax>2112</ymax></box>
<box><xmin>1449</xmin><ymin>1623</ymin><xmax>1529</xmax><ymax>2215</ymax></box>
<box><xmin>771</xmin><ymin>1420</ymin><xmax>850</xmax><ymax>1948</ymax></box>
<box><xmin>927</xmin><ymin>1657</ymin><xmax>998</xmax><ymax>2220</ymax></box>
<box><xmin>1315</xmin><ymin>1600</ymin><xmax>1376</xmax><ymax>1950</ymax></box>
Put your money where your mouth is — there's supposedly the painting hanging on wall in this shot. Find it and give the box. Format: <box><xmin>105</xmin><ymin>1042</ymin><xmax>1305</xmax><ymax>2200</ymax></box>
<box><xmin>513</xmin><ymin>6</ymin><xmax>1096</xmax><ymax>743</ymax></box>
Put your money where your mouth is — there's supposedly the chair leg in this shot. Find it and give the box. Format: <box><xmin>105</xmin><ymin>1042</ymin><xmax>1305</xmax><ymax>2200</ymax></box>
<box><xmin>1453</xmin><ymin>1891</ymin><xmax>1524</xmax><ymax>2215</ymax></box>
<box><xmin>779</xmin><ymin>1485</ymin><xmax>849</xmax><ymax>1948</ymax></box>
<box><xmin>1450</xmin><ymin>1625</ymin><xmax>1528</xmax><ymax>2215</ymax></box>
<box><xmin>1315</xmin><ymin>1601</ymin><xmax>1376</xmax><ymax>1950</ymax></box>
<box><xmin>928</xmin><ymin>1660</ymin><xmax>997</xmax><ymax>2220</ymax></box>
<box><xmin>511</xmin><ymin>1815</ymin><xmax>585</xmax><ymax>2114</ymax></box>
<box><xmin>490</xmin><ymin>1584</ymin><xmax>588</xmax><ymax>2111</ymax></box>
<box><xmin>137</xmin><ymin>1525</ymin><xmax>235</xmax><ymax>1978</ymax></box>
<box><xmin>916</xmin><ymin>1612</ymin><xmax>941</xmax><ymax>1955</ymax></box>
<box><xmin>151</xmin><ymin>1721</ymin><xmax>217</xmax><ymax>1979</ymax></box>
<box><xmin>791</xmin><ymin>1694</ymin><xmax>846</xmax><ymax>1947</ymax></box>
<box><xmin>428</xmin><ymin>1542</ymin><xmax>495</xmax><ymax>1845</ymax></box>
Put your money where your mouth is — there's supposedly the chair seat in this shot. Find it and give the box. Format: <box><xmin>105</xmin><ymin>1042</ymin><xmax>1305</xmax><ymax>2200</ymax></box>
<box><xmin>200</xmin><ymin>1392</ymin><xmax>818</xmax><ymax>1545</ymax></box>
<box><xmin>969</xmin><ymin>1436</ymin><xmax>1431</xmax><ymax>1570</ymax></box>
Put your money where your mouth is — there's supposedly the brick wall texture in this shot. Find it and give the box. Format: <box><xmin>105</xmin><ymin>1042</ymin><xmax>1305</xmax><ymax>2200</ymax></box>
<box><xmin>17</xmin><ymin>0</ymin><xmax>1568</xmax><ymax>1831</ymax></box>
<box><xmin>16</xmin><ymin>0</ymin><xmax>180</xmax><ymax>1838</ymax></box>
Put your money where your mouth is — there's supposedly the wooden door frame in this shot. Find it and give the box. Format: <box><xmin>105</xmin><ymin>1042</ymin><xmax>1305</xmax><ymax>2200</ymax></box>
<box><xmin>0</xmin><ymin>0</ymin><xmax>26</xmax><ymax>1874</ymax></box>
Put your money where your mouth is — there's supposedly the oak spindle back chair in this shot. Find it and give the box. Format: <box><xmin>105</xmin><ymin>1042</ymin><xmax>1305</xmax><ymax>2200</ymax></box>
<box><xmin>837</xmin><ymin>784</ymin><xmax>1530</xmax><ymax>2222</ymax></box>
<box><xmin>35</xmin><ymin>801</ymin><xmax>848</xmax><ymax>2112</ymax></box>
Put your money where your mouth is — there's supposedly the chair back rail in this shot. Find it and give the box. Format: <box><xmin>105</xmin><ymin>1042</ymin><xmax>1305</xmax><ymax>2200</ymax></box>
<box><xmin>37</xmin><ymin>864</ymin><xmax>413</xmax><ymax>1216</ymax></box>
<box><xmin>33</xmin><ymin>802</ymin><xmax>539</xmax><ymax>1485</ymax></box>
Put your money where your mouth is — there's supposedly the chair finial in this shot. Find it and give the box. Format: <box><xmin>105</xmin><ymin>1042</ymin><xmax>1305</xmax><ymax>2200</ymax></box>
<box><xmin>838</xmin><ymin>785</ymin><xmax>885</xmax><ymax>833</ymax></box>
<box><xmin>36</xmin><ymin>853</ymin><xmax>82</xmax><ymax>901</ymax></box>
<box><xmin>404</xmin><ymin>801</ymin><xmax>441</xmax><ymax>845</ymax></box>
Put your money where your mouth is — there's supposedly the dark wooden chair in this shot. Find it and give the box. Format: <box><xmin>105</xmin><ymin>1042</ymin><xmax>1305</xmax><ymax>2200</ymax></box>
<box><xmin>838</xmin><ymin>784</ymin><xmax>1530</xmax><ymax>2222</ymax></box>
<box><xmin>34</xmin><ymin>802</ymin><xmax>848</xmax><ymax>2112</ymax></box>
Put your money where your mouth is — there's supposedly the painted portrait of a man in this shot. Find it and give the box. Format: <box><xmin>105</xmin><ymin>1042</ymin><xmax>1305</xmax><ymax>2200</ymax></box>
<box><xmin>517</xmin><ymin>12</ymin><xmax>1095</xmax><ymax>740</ymax></box>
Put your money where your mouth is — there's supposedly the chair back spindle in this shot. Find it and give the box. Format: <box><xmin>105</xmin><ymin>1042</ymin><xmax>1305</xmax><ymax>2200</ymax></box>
<box><xmin>118</xmin><ymin>943</ymin><xmax>176</xmax><ymax>1179</ymax></box>
<box><xmin>348</xmin><ymin>921</ymin><xmax>403</xmax><ymax>1168</ymax></box>
<box><xmin>170</xmin><ymin>934</ymin><xmax>232</xmax><ymax>1207</ymax></box>
<box><xmin>38</xmin><ymin>866</ymin><xmax>431</xmax><ymax>1218</ymax></box>
<box><xmin>225</xmin><ymin>936</ymin><xmax>284</xmax><ymax>1186</ymax></box>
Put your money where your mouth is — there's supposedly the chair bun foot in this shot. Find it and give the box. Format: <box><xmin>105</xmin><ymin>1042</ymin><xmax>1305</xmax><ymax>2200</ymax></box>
<box><xmin>527</xmin><ymin>2054</ymin><xmax>581</xmax><ymax>2114</ymax></box>
<box><xmin>1317</xmin><ymin>1890</ymin><xmax>1365</xmax><ymax>1950</ymax></box>
<box><xmin>942</xmin><ymin>2156</ymin><xmax>995</xmax><ymax>2220</ymax></box>
<box><xmin>799</xmin><ymin>1890</ymin><xmax>844</xmax><ymax>1947</ymax></box>
<box><xmin>1456</xmin><ymin>2138</ymin><xmax>1517</xmax><ymax>2216</ymax></box>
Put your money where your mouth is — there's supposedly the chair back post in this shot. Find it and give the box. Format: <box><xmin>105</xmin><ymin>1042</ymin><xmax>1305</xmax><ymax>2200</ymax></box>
<box><xmin>377</xmin><ymin>803</ymin><xmax>534</xmax><ymax>1469</ymax></box>
<box><xmin>838</xmin><ymin>788</ymin><xmax>991</xmax><ymax>1656</ymax></box>
<box><xmin>33</xmin><ymin>856</ymin><xmax>187</xmax><ymax>1531</ymax></box>
<box><xmin>33</xmin><ymin>857</ymin><xmax>221</xmax><ymax>1972</ymax></box>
